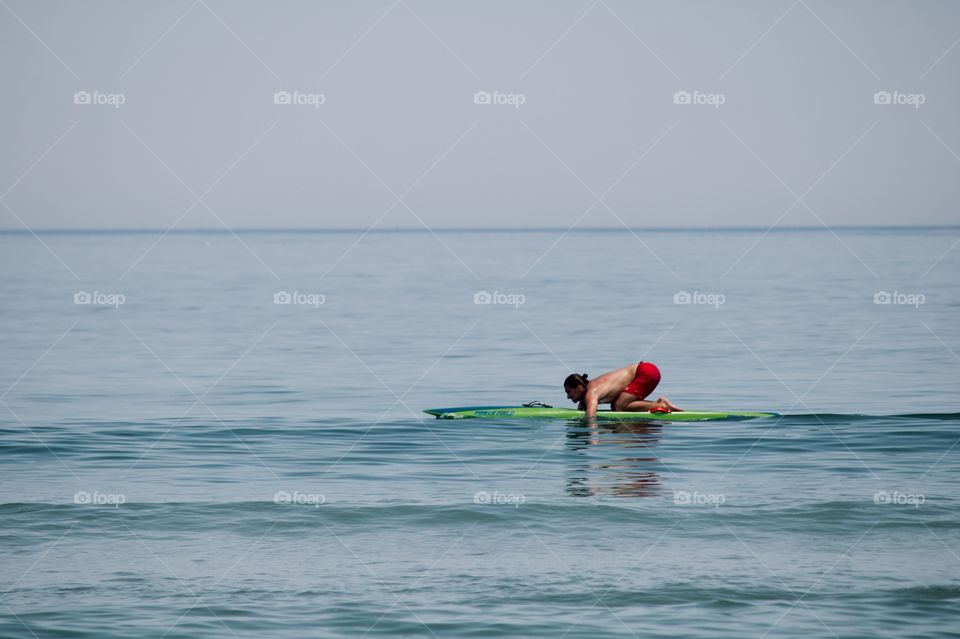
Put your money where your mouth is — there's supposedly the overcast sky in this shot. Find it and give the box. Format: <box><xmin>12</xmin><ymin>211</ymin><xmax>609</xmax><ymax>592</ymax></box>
<box><xmin>1</xmin><ymin>0</ymin><xmax>958</xmax><ymax>230</ymax></box>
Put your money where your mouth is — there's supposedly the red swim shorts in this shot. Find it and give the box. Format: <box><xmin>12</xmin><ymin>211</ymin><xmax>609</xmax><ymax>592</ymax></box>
<box><xmin>622</xmin><ymin>362</ymin><xmax>661</xmax><ymax>399</ymax></box>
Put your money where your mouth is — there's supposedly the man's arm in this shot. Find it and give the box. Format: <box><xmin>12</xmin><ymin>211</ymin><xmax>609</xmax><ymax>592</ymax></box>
<box><xmin>583</xmin><ymin>385</ymin><xmax>600</xmax><ymax>418</ymax></box>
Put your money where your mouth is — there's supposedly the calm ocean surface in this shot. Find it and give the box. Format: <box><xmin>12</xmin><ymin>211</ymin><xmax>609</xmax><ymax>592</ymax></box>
<box><xmin>1</xmin><ymin>228</ymin><xmax>958</xmax><ymax>638</ymax></box>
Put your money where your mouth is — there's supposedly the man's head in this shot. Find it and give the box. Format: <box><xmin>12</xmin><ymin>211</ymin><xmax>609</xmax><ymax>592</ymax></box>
<box><xmin>563</xmin><ymin>373</ymin><xmax>589</xmax><ymax>403</ymax></box>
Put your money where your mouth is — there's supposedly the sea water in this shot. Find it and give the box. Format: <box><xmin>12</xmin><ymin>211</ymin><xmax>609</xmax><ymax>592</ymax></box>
<box><xmin>1</xmin><ymin>228</ymin><xmax>958</xmax><ymax>638</ymax></box>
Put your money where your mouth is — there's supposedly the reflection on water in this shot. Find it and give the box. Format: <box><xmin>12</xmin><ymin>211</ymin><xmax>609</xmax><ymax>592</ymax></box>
<box><xmin>565</xmin><ymin>421</ymin><xmax>664</xmax><ymax>498</ymax></box>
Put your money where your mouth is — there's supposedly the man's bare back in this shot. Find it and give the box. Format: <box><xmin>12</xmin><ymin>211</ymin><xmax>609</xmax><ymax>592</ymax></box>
<box><xmin>563</xmin><ymin>362</ymin><xmax>682</xmax><ymax>418</ymax></box>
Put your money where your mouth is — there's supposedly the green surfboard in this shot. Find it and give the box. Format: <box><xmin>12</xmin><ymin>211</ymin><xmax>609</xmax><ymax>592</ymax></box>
<box><xmin>423</xmin><ymin>406</ymin><xmax>777</xmax><ymax>421</ymax></box>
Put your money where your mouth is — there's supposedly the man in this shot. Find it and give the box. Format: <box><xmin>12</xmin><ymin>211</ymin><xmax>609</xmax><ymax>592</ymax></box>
<box><xmin>563</xmin><ymin>361</ymin><xmax>682</xmax><ymax>418</ymax></box>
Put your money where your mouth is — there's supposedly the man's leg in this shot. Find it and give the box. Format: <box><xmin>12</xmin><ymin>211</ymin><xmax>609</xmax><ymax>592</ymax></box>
<box><xmin>612</xmin><ymin>392</ymin><xmax>659</xmax><ymax>412</ymax></box>
<box><xmin>613</xmin><ymin>393</ymin><xmax>682</xmax><ymax>412</ymax></box>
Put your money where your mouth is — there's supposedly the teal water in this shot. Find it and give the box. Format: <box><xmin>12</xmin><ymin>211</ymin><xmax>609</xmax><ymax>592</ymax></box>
<box><xmin>1</xmin><ymin>228</ymin><xmax>958</xmax><ymax>638</ymax></box>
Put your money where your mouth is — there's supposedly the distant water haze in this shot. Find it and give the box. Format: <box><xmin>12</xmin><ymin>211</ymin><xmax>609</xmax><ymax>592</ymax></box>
<box><xmin>1</xmin><ymin>0</ymin><xmax>958</xmax><ymax>230</ymax></box>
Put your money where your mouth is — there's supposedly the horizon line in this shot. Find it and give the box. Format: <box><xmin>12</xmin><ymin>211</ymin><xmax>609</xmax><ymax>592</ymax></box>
<box><xmin>2</xmin><ymin>224</ymin><xmax>958</xmax><ymax>234</ymax></box>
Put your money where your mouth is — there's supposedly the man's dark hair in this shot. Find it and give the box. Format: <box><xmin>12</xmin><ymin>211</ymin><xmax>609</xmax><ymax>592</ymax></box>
<box><xmin>563</xmin><ymin>373</ymin><xmax>589</xmax><ymax>388</ymax></box>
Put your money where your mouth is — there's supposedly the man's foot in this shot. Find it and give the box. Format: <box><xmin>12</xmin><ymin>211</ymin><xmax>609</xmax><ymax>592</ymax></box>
<box><xmin>657</xmin><ymin>397</ymin><xmax>683</xmax><ymax>412</ymax></box>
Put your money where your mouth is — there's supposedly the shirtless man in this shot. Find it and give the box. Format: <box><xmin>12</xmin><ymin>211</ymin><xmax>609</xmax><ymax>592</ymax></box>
<box><xmin>563</xmin><ymin>362</ymin><xmax>682</xmax><ymax>418</ymax></box>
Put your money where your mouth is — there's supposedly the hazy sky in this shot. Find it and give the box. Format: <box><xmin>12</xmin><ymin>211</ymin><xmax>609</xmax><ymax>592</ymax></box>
<box><xmin>1</xmin><ymin>0</ymin><xmax>958</xmax><ymax>229</ymax></box>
